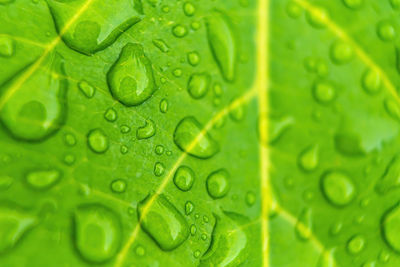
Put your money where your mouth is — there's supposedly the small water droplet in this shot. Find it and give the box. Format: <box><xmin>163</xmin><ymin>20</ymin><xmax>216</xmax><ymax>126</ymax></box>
<box><xmin>64</xmin><ymin>133</ymin><xmax>76</xmax><ymax>146</ymax></box>
<box><xmin>152</xmin><ymin>39</ymin><xmax>169</xmax><ymax>53</ymax></box>
<box><xmin>286</xmin><ymin>1</ymin><xmax>302</xmax><ymax>18</ymax></box>
<box><xmin>191</xmin><ymin>21</ymin><xmax>201</xmax><ymax>30</ymax></box>
<box><xmin>321</xmin><ymin>171</ymin><xmax>355</xmax><ymax>207</ymax></box>
<box><xmin>362</xmin><ymin>69</ymin><xmax>381</xmax><ymax>94</ymax></box>
<box><xmin>154</xmin><ymin>162</ymin><xmax>165</xmax><ymax>177</ymax></box>
<box><xmin>377</xmin><ymin>21</ymin><xmax>396</xmax><ymax>42</ymax></box>
<box><xmin>268</xmin><ymin>116</ymin><xmax>294</xmax><ymax>144</ymax></box>
<box><xmin>330</xmin><ymin>40</ymin><xmax>353</xmax><ymax>65</ymax></box>
<box><xmin>159</xmin><ymin>98</ymin><xmax>168</xmax><ymax>113</ymax></box>
<box><xmin>183</xmin><ymin>2</ymin><xmax>195</xmax><ymax>16</ymax></box>
<box><xmin>87</xmin><ymin>128</ymin><xmax>109</xmax><ymax>154</ymax></box>
<box><xmin>194</xmin><ymin>249</ymin><xmax>201</xmax><ymax>258</ymax></box>
<box><xmin>0</xmin><ymin>175</ymin><xmax>13</xmax><ymax>190</ymax></box>
<box><xmin>190</xmin><ymin>224</ymin><xmax>197</xmax><ymax>235</ymax></box>
<box><xmin>104</xmin><ymin>108</ymin><xmax>117</xmax><ymax>122</ymax></box>
<box><xmin>0</xmin><ymin>36</ymin><xmax>14</xmax><ymax>57</ymax></box>
<box><xmin>384</xmin><ymin>98</ymin><xmax>400</xmax><ymax>121</ymax></box>
<box><xmin>187</xmin><ymin>51</ymin><xmax>200</xmax><ymax>66</ymax></box>
<box><xmin>78</xmin><ymin>80</ymin><xmax>96</xmax><ymax>98</ymax></box>
<box><xmin>342</xmin><ymin>0</ymin><xmax>363</xmax><ymax>9</ymax></box>
<box><xmin>174</xmin><ymin>166</ymin><xmax>195</xmax><ymax>191</ymax></box>
<box><xmin>120</xmin><ymin>145</ymin><xmax>129</xmax><ymax>154</ymax></box>
<box><xmin>155</xmin><ymin>145</ymin><xmax>164</xmax><ymax>155</ymax></box>
<box><xmin>330</xmin><ymin>221</ymin><xmax>343</xmax><ymax>236</ymax></box>
<box><xmin>313</xmin><ymin>81</ymin><xmax>336</xmax><ymax>104</ymax></box>
<box><xmin>137</xmin><ymin>119</ymin><xmax>156</xmax><ymax>139</ymax></box>
<box><xmin>347</xmin><ymin>234</ymin><xmax>365</xmax><ymax>254</ymax></box>
<box><xmin>120</xmin><ymin>125</ymin><xmax>131</xmax><ymax>134</ymax></box>
<box><xmin>245</xmin><ymin>191</ymin><xmax>256</xmax><ymax>206</ymax></box>
<box><xmin>298</xmin><ymin>145</ymin><xmax>319</xmax><ymax>172</ymax></box>
<box><xmin>172</xmin><ymin>24</ymin><xmax>188</xmax><ymax>38</ymax></box>
<box><xmin>229</xmin><ymin>99</ymin><xmax>245</xmax><ymax>122</ymax></box>
<box><xmin>188</xmin><ymin>73</ymin><xmax>210</xmax><ymax>99</ymax></box>
<box><xmin>306</xmin><ymin>7</ymin><xmax>328</xmax><ymax>29</ymax></box>
<box><xmin>110</xmin><ymin>179</ymin><xmax>127</xmax><ymax>193</ymax></box>
<box><xmin>63</xmin><ymin>153</ymin><xmax>75</xmax><ymax>165</ymax></box>
<box><xmin>173</xmin><ymin>68</ymin><xmax>183</xmax><ymax>77</ymax></box>
<box><xmin>26</xmin><ymin>169</ymin><xmax>61</xmax><ymax>190</ymax></box>
<box><xmin>185</xmin><ymin>201</ymin><xmax>194</xmax><ymax>215</ymax></box>
<box><xmin>378</xmin><ymin>250</ymin><xmax>390</xmax><ymax>263</ymax></box>
<box><xmin>206</xmin><ymin>169</ymin><xmax>230</xmax><ymax>199</ymax></box>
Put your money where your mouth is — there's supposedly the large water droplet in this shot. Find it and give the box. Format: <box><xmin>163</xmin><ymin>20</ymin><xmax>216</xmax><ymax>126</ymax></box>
<box><xmin>47</xmin><ymin>1</ymin><xmax>143</xmax><ymax>55</ymax></box>
<box><xmin>137</xmin><ymin>193</ymin><xmax>189</xmax><ymax>251</ymax></box>
<box><xmin>26</xmin><ymin>168</ymin><xmax>61</xmax><ymax>190</ymax></box>
<box><xmin>107</xmin><ymin>43</ymin><xmax>156</xmax><ymax>106</ymax></box>
<box><xmin>321</xmin><ymin>171</ymin><xmax>355</xmax><ymax>207</ymax></box>
<box><xmin>295</xmin><ymin>208</ymin><xmax>312</xmax><ymax>241</ymax></box>
<box><xmin>199</xmin><ymin>211</ymin><xmax>249</xmax><ymax>266</ymax></box>
<box><xmin>87</xmin><ymin>128</ymin><xmax>109</xmax><ymax>153</ymax></box>
<box><xmin>173</xmin><ymin>116</ymin><xmax>219</xmax><ymax>159</ymax></box>
<box><xmin>183</xmin><ymin>2</ymin><xmax>196</xmax><ymax>16</ymax></box>
<box><xmin>174</xmin><ymin>166</ymin><xmax>195</xmax><ymax>191</ymax></box>
<box><xmin>0</xmin><ymin>203</ymin><xmax>37</xmax><ymax>253</ymax></box>
<box><xmin>187</xmin><ymin>73</ymin><xmax>210</xmax><ymax>99</ymax></box>
<box><xmin>172</xmin><ymin>24</ymin><xmax>188</xmax><ymax>38</ymax></box>
<box><xmin>74</xmin><ymin>204</ymin><xmax>122</xmax><ymax>263</ymax></box>
<box><xmin>206</xmin><ymin>11</ymin><xmax>236</xmax><ymax>82</ymax></box>
<box><xmin>376</xmin><ymin>155</ymin><xmax>400</xmax><ymax>194</ymax></box>
<box><xmin>206</xmin><ymin>169</ymin><xmax>230</xmax><ymax>199</ymax></box>
<box><xmin>0</xmin><ymin>52</ymin><xmax>68</xmax><ymax>141</ymax></box>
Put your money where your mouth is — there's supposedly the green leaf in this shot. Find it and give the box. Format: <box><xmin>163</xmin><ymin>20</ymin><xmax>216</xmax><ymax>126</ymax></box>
<box><xmin>2</xmin><ymin>0</ymin><xmax>400</xmax><ymax>266</ymax></box>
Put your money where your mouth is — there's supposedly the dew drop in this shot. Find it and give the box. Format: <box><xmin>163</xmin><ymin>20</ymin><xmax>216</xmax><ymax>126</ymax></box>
<box><xmin>137</xmin><ymin>119</ymin><xmax>156</xmax><ymax>139</ymax></box>
<box><xmin>173</xmin><ymin>116</ymin><xmax>219</xmax><ymax>159</ymax></box>
<box><xmin>362</xmin><ymin>69</ymin><xmax>381</xmax><ymax>94</ymax></box>
<box><xmin>0</xmin><ymin>52</ymin><xmax>68</xmax><ymax>141</ymax></box>
<box><xmin>245</xmin><ymin>191</ymin><xmax>256</xmax><ymax>206</ymax></box>
<box><xmin>0</xmin><ymin>175</ymin><xmax>13</xmax><ymax>190</ymax></box>
<box><xmin>286</xmin><ymin>1</ymin><xmax>302</xmax><ymax>18</ymax></box>
<box><xmin>183</xmin><ymin>2</ymin><xmax>195</xmax><ymax>16</ymax></box>
<box><xmin>298</xmin><ymin>145</ymin><xmax>319</xmax><ymax>172</ymax></box>
<box><xmin>230</xmin><ymin>99</ymin><xmax>245</xmax><ymax>122</ymax></box>
<box><xmin>104</xmin><ymin>108</ymin><xmax>117</xmax><ymax>122</ymax></box>
<box><xmin>313</xmin><ymin>81</ymin><xmax>336</xmax><ymax>104</ymax></box>
<box><xmin>321</xmin><ymin>171</ymin><xmax>355</xmax><ymax>207</ymax></box>
<box><xmin>137</xmin><ymin>193</ymin><xmax>189</xmax><ymax>251</ymax></box>
<box><xmin>194</xmin><ymin>249</ymin><xmax>201</xmax><ymax>258</ymax></box>
<box><xmin>187</xmin><ymin>51</ymin><xmax>200</xmax><ymax>66</ymax></box>
<box><xmin>64</xmin><ymin>133</ymin><xmax>76</xmax><ymax>146</ymax></box>
<box><xmin>382</xmin><ymin>202</ymin><xmax>400</xmax><ymax>254</ymax></box>
<box><xmin>159</xmin><ymin>98</ymin><xmax>168</xmax><ymax>113</ymax></box>
<box><xmin>206</xmin><ymin>11</ymin><xmax>236</xmax><ymax>82</ymax></box>
<box><xmin>173</xmin><ymin>68</ymin><xmax>183</xmax><ymax>77</ymax></box>
<box><xmin>377</xmin><ymin>21</ymin><xmax>396</xmax><ymax>42</ymax></box>
<box><xmin>342</xmin><ymin>0</ymin><xmax>363</xmax><ymax>9</ymax></box>
<box><xmin>110</xmin><ymin>179</ymin><xmax>127</xmax><ymax>193</ymax></box>
<box><xmin>152</xmin><ymin>39</ymin><xmax>169</xmax><ymax>53</ymax></box>
<box><xmin>347</xmin><ymin>235</ymin><xmax>365</xmax><ymax>254</ymax></box>
<box><xmin>107</xmin><ymin>43</ymin><xmax>156</xmax><ymax>106</ymax></box>
<box><xmin>0</xmin><ymin>36</ymin><xmax>14</xmax><ymax>57</ymax></box>
<box><xmin>206</xmin><ymin>169</ymin><xmax>230</xmax><ymax>199</ymax></box>
<box><xmin>172</xmin><ymin>24</ymin><xmax>188</xmax><ymax>38</ymax></box>
<box><xmin>295</xmin><ymin>208</ymin><xmax>312</xmax><ymax>241</ymax></box>
<box><xmin>187</xmin><ymin>73</ymin><xmax>210</xmax><ymax>99</ymax></box>
<box><xmin>154</xmin><ymin>162</ymin><xmax>165</xmax><ymax>177</ymax></box>
<box><xmin>78</xmin><ymin>80</ymin><xmax>95</xmax><ymax>98</ymax></box>
<box><xmin>330</xmin><ymin>41</ymin><xmax>353</xmax><ymax>65</ymax></box>
<box><xmin>74</xmin><ymin>204</ymin><xmax>122</xmax><ymax>263</ymax></box>
<box><xmin>120</xmin><ymin>145</ymin><xmax>128</xmax><ymax>154</ymax></box>
<box><xmin>306</xmin><ymin>7</ymin><xmax>328</xmax><ymax>29</ymax></box>
<box><xmin>155</xmin><ymin>145</ymin><xmax>164</xmax><ymax>155</ymax></box>
<box><xmin>269</xmin><ymin>116</ymin><xmax>294</xmax><ymax>144</ymax></box>
<box><xmin>64</xmin><ymin>154</ymin><xmax>75</xmax><ymax>165</ymax></box>
<box><xmin>185</xmin><ymin>201</ymin><xmax>194</xmax><ymax>215</ymax></box>
<box><xmin>26</xmin><ymin>169</ymin><xmax>61</xmax><ymax>190</ymax></box>
<box><xmin>87</xmin><ymin>128</ymin><xmax>109</xmax><ymax>154</ymax></box>
<box><xmin>174</xmin><ymin>166</ymin><xmax>195</xmax><ymax>191</ymax></box>
<box><xmin>190</xmin><ymin>224</ymin><xmax>197</xmax><ymax>235</ymax></box>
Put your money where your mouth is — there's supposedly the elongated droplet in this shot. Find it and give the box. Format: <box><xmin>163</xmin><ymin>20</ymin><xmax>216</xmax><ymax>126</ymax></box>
<box><xmin>137</xmin><ymin>193</ymin><xmax>189</xmax><ymax>251</ymax></box>
<box><xmin>0</xmin><ymin>204</ymin><xmax>37</xmax><ymax>253</ymax></box>
<box><xmin>376</xmin><ymin>155</ymin><xmax>400</xmax><ymax>194</ymax></box>
<box><xmin>321</xmin><ymin>171</ymin><xmax>355</xmax><ymax>207</ymax></box>
<box><xmin>199</xmin><ymin>211</ymin><xmax>249</xmax><ymax>266</ymax></box>
<box><xmin>295</xmin><ymin>208</ymin><xmax>312</xmax><ymax>241</ymax></box>
<box><xmin>74</xmin><ymin>204</ymin><xmax>121</xmax><ymax>263</ymax></box>
<box><xmin>298</xmin><ymin>145</ymin><xmax>319</xmax><ymax>172</ymax></box>
<box><xmin>0</xmin><ymin>52</ymin><xmax>68</xmax><ymax>141</ymax></box>
<box><xmin>78</xmin><ymin>80</ymin><xmax>96</xmax><ymax>98</ymax></box>
<box><xmin>107</xmin><ymin>43</ymin><xmax>156</xmax><ymax>106</ymax></box>
<box><xmin>152</xmin><ymin>39</ymin><xmax>169</xmax><ymax>53</ymax></box>
<box><xmin>26</xmin><ymin>169</ymin><xmax>61</xmax><ymax>190</ymax></box>
<box><xmin>47</xmin><ymin>1</ymin><xmax>143</xmax><ymax>55</ymax></box>
<box><xmin>206</xmin><ymin>11</ymin><xmax>236</xmax><ymax>82</ymax></box>
<box><xmin>174</xmin><ymin>116</ymin><xmax>219</xmax><ymax>159</ymax></box>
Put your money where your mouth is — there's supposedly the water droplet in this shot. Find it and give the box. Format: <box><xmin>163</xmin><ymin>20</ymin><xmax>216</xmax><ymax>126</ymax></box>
<box><xmin>110</xmin><ymin>179</ymin><xmax>127</xmax><ymax>193</ymax></box>
<box><xmin>286</xmin><ymin>1</ymin><xmax>302</xmax><ymax>18</ymax></box>
<box><xmin>173</xmin><ymin>68</ymin><xmax>183</xmax><ymax>77</ymax></box>
<box><xmin>378</xmin><ymin>250</ymin><xmax>390</xmax><ymax>263</ymax></box>
<box><xmin>377</xmin><ymin>21</ymin><xmax>396</xmax><ymax>42</ymax></box>
<box><xmin>313</xmin><ymin>81</ymin><xmax>336</xmax><ymax>104</ymax></box>
<box><xmin>206</xmin><ymin>11</ymin><xmax>236</xmax><ymax>82</ymax></box>
<box><xmin>0</xmin><ymin>204</ymin><xmax>37</xmax><ymax>253</ymax></box>
<box><xmin>362</xmin><ymin>69</ymin><xmax>381</xmax><ymax>94</ymax></box>
<box><xmin>190</xmin><ymin>224</ymin><xmax>197</xmax><ymax>235</ymax></box>
<box><xmin>191</xmin><ymin>21</ymin><xmax>201</xmax><ymax>30</ymax></box>
<box><xmin>199</xmin><ymin>212</ymin><xmax>249</xmax><ymax>266</ymax></box>
<box><xmin>194</xmin><ymin>249</ymin><xmax>201</xmax><ymax>258</ymax></box>
<box><xmin>230</xmin><ymin>99</ymin><xmax>245</xmax><ymax>122</ymax></box>
<box><xmin>26</xmin><ymin>169</ymin><xmax>61</xmax><ymax>190</ymax></box>
<box><xmin>362</xmin><ymin>261</ymin><xmax>376</xmax><ymax>267</ymax></box>
<box><xmin>159</xmin><ymin>98</ymin><xmax>168</xmax><ymax>113</ymax></box>
<box><xmin>0</xmin><ymin>175</ymin><xmax>13</xmax><ymax>190</ymax></box>
<box><xmin>321</xmin><ymin>171</ymin><xmax>355</xmax><ymax>207</ymax></box>
<box><xmin>120</xmin><ymin>125</ymin><xmax>131</xmax><ymax>134</ymax></box>
<box><xmin>47</xmin><ymin>1</ymin><xmax>143</xmax><ymax>55</ymax></box>
<box><xmin>87</xmin><ymin>128</ymin><xmax>109</xmax><ymax>154</ymax></box>
<box><xmin>382</xmin><ymin>202</ymin><xmax>400</xmax><ymax>253</ymax></box>
<box><xmin>317</xmin><ymin>249</ymin><xmax>336</xmax><ymax>267</ymax></box>
<box><xmin>64</xmin><ymin>133</ymin><xmax>76</xmax><ymax>146</ymax></box>
<box><xmin>104</xmin><ymin>108</ymin><xmax>117</xmax><ymax>122</ymax></box>
<box><xmin>174</xmin><ymin>166</ymin><xmax>195</xmax><ymax>191</ymax></box>
<box><xmin>201</xmin><ymin>233</ymin><xmax>207</xmax><ymax>240</ymax></box>
<box><xmin>206</xmin><ymin>169</ymin><xmax>230</xmax><ymax>199</ymax></box>
<box><xmin>0</xmin><ymin>52</ymin><xmax>68</xmax><ymax>141</ymax></box>
<box><xmin>330</xmin><ymin>41</ymin><xmax>353</xmax><ymax>65</ymax></box>
<box><xmin>375</xmin><ymin>155</ymin><xmax>400</xmax><ymax>194</ymax></box>
<box><xmin>298</xmin><ymin>145</ymin><xmax>319</xmax><ymax>172</ymax></box>
<box><xmin>78</xmin><ymin>80</ymin><xmax>95</xmax><ymax>98</ymax></box>
<box><xmin>295</xmin><ymin>208</ymin><xmax>312</xmax><ymax>241</ymax></box>
<box><xmin>107</xmin><ymin>43</ymin><xmax>156</xmax><ymax>106</ymax></box>
<box><xmin>185</xmin><ymin>201</ymin><xmax>194</xmax><ymax>215</ymax></box>
<box><xmin>342</xmin><ymin>0</ymin><xmax>363</xmax><ymax>9</ymax></box>
<box><xmin>245</xmin><ymin>191</ymin><xmax>256</xmax><ymax>206</ymax></box>
<box><xmin>152</xmin><ymin>39</ymin><xmax>169</xmax><ymax>53</ymax></box>
<box><xmin>63</xmin><ymin>153</ymin><xmax>75</xmax><ymax>165</ymax></box>
<box><xmin>306</xmin><ymin>7</ymin><xmax>328</xmax><ymax>29</ymax></box>
<box><xmin>187</xmin><ymin>73</ymin><xmax>210</xmax><ymax>99</ymax></box>
<box><xmin>0</xmin><ymin>36</ymin><xmax>14</xmax><ymax>57</ymax></box>
<box><xmin>384</xmin><ymin>98</ymin><xmax>400</xmax><ymax>121</ymax></box>
<box><xmin>137</xmin><ymin>193</ymin><xmax>189</xmax><ymax>251</ymax></box>
<box><xmin>137</xmin><ymin>119</ymin><xmax>156</xmax><ymax>139</ymax></box>
<box><xmin>173</xmin><ymin>116</ymin><xmax>219</xmax><ymax>159</ymax></box>
<box><xmin>135</xmin><ymin>245</ymin><xmax>145</xmax><ymax>256</ymax></box>
<box><xmin>269</xmin><ymin>116</ymin><xmax>294</xmax><ymax>144</ymax></box>
<box><xmin>346</xmin><ymin>234</ymin><xmax>365</xmax><ymax>254</ymax></box>
<box><xmin>120</xmin><ymin>145</ymin><xmax>128</xmax><ymax>154</ymax></box>
<box><xmin>187</xmin><ymin>51</ymin><xmax>200</xmax><ymax>66</ymax></box>
<box><xmin>154</xmin><ymin>162</ymin><xmax>165</xmax><ymax>177</ymax></box>
<box><xmin>155</xmin><ymin>145</ymin><xmax>164</xmax><ymax>155</ymax></box>
<box><xmin>172</xmin><ymin>24</ymin><xmax>188</xmax><ymax>38</ymax></box>
<box><xmin>203</xmin><ymin>215</ymin><xmax>209</xmax><ymax>223</ymax></box>
<box><xmin>74</xmin><ymin>204</ymin><xmax>121</xmax><ymax>263</ymax></box>
<box><xmin>183</xmin><ymin>2</ymin><xmax>195</xmax><ymax>16</ymax></box>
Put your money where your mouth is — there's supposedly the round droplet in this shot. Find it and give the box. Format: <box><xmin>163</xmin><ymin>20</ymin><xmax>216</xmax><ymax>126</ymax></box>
<box><xmin>206</xmin><ymin>169</ymin><xmax>230</xmax><ymax>199</ymax></box>
<box><xmin>377</xmin><ymin>21</ymin><xmax>396</xmax><ymax>42</ymax></box>
<box><xmin>286</xmin><ymin>1</ymin><xmax>302</xmax><ymax>18</ymax></box>
<box><xmin>154</xmin><ymin>162</ymin><xmax>165</xmax><ymax>177</ymax></box>
<box><xmin>187</xmin><ymin>73</ymin><xmax>210</xmax><ymax>99</ymax></box>
<box><xmin>229</xmin><ymin>99</ymin><xmax>245</xmax><ymax>122</ymax></box>
<box><xmin>183</xmin><ymin>2</ymin><xmax>195</xmax><ymax>16</ymax></box>
<box><xmin>321</xmin><ymin>171</ymin><xmax>356</xmax><ymax>207</ymax></box>
<box><xmin>330</xmin><ymin>41</ymin><xmax>353</xmax><ymax>64</ymax></box>
<box><xmin>343</xmin><ymin>0</ymin><xmax>363</xmax><ymax>9</ymax></box>
<box><xmin>155</xmin><ymin>145</ymin><xmax>164</xmax><ymax>155</ymax></box>
<box><xmin>185</xmin><ymin>201</ymin><xmax>194</xmax><ymax>215</ymax></box>
<box><xmin>173</xmin><ymin>68</ymin><xmax>183</xmax><ymax>77</ymax></box>
<box><xmin>298</xmin><ymin>145</ymin><xmax>319</xmax><ymax>172</ymax></box>
<box><xmin>187</xmin><ymin>51</ymin><xmax>200</xmax><ymax>66</ymax></box>
<box><xmin>347</xmin><ymin>235</ymin><xmax>365</xmax><ymax>254</ymax></box>
<box><xmin>120</xmin><ymin>125</ymin><xmax>131</xmax><ymax>134</ymax></box>
<box><xmin>362</xmin><ymin>69</ymin><xmax>381</xmax><ymax>94</ymax></box>
<box><xmin>245</xmin><ymin>191</ymin><xmax>256</xmax><ymax>206</ymax></box>
<box><xmin>63</xmin><ymin>154</ymin><xmax>75</xmax><ymax>165</ymax></box>
<box><xmin>160</xmin><ymin>99</ymin><xmax>168</xmax><ymax>113</ymax></box>
<box><xmin>120</xmin><ymin>145</ymin><xmax>128</xmax><ymax>154</ymax></box>
<box><xmin>201</xmin><ymin>233</ymin><xmax>207</xmax><ymax>240</ymax></box>
<box><xmin>194</xmin><ymin>249</ymin><xmax>201</xmax><ymax>258</ymax></box>
<box><xmin>87</xmin><ymin>129</ymin><xmax>109</xmax><ymax>154</ymax></box>
<box><xmin>313</xmin><ymin>81</ymin><xmax>335</xmax><ymax>104</ymax></box>
<box><xmin>26</xmin><ymin>169</ymin><xmax>61</xmax><ymax>190</ymax></box>
<box><xmin>174</xmin><ymin>166</ymin><xmax>195</xmax><ymax>191</ymax></box>
<box><xmin>191</xmin><ymin>21</ymin><xmax>200</xmax><ymax>30</ymax></box>
<box><xmin>110</xmin><ymin>179</ymin><xmax>127</xmax><ymax>193</ymax></box>
<box><xmin>104</xmin><ymin>108</ymin><xmax>117</xmax><ymax>122</ymax></box>
<box><xmin>381</xmin><ymin>202</ymin><xmax>400</xmax><ymax>253</ymax></box>
<box><xmin>306</xmin><ymin>7</ymin><xmax>328</xmax><ymax>29</ymax></box>
<box><xmin>172</xmin><ymin>25</ymin><xmax>188</xmax><ymax>38</ymax></box>
<box><xmin>64</xmin><ymin>133</ymin><xmax>76</xmax><ymax>146</ymax></box>
<box><xmin>135</xmin><ymin>245</ymin><xmax>145</xmax><ymax>256</ymax></box>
